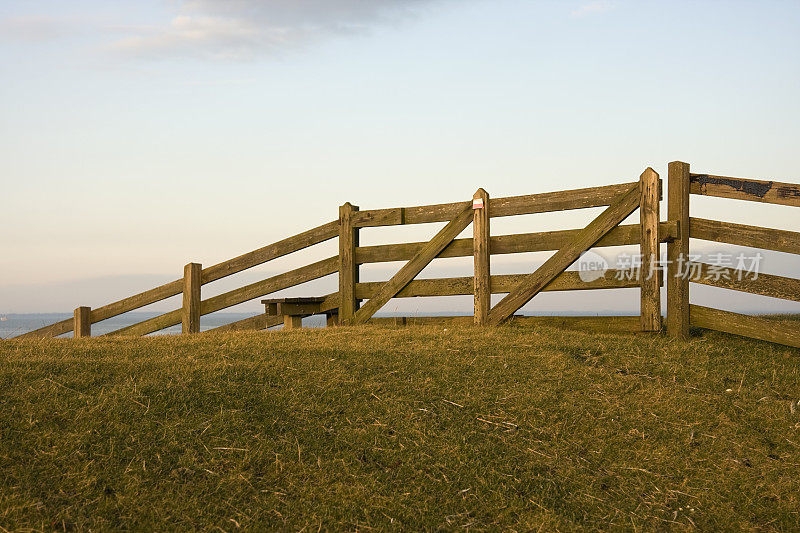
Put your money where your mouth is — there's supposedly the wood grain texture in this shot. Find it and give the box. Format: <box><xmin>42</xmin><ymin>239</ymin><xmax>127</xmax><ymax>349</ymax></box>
<box><xmin>688</xmin><ymin>262</ymin><xmax>800</xmax><ymax>302</ymax></box>
<box><xmin>667</xmin><ymin>161</ymin><xmax>691</xmax><ymax>340</ymax></box>
<box><xmin>73</xmin><ymin>307</ymin><xmax>91</xmax><ymax>338</ymax></box>
<box><xmin>338</xmin><ymin>203</ymin><xmax>359</xmax><ymax>325</ymax></box>
<box><xmin>690</xmin><ymin>217</ymin><xmax>800</xmax><ymax>255</ymax></box>
<box><xmin>201</xmin><ymin>220</ymin><xmax>338</xmax><ymax>283</ymax></box>
<box><xmin>276</xmin><ymin>302</ymin><xmax>322</xmax><ymax>316</ymax></box>
<box><xmin>202</xmin><ymin>314</ymin><xmax>279</xmax><ymax>333</ymax></box>
<box><xmin>690</xmin><ymin>305</ymin><xmax>800</xmax><ymax>349</ymax></box>
<box><xmin>355</xmin><ymin>221</ymin><xmax>678</xmax><ymax>265</ymax></box>
<box><xmin>355</xmin><ymin>269</ymin><xmax>651</xmax><ymax>299</ymax></box>
<box><xmin>473</xmin><ymin>188</ymin><xmax>490</xmax><ymax>325</ymax></box>
<box><xmin>182</xmin><ymin>263</ymin><xmax>202</xmax><ymax>334</ymax></box>
<box><xmin>284</xmin><ymin>315</ymin><xmax>303</xmax><ymax>330</ymax></box>
<box><xmin>367</xmin><ymin>316</ymin><xmax>473</xmax><ymax>326</ymax></box>
<box><xmin>350</xmin><ymin>182</ymin><xmax>639</xmax><ymax>227</ymax></box>
<box><xmin>690</xmin><ymin>173</ymin><xmax>800</xmax><ymax>207</ymax></box>
<box><xmin>366</xmin><ymin>315</ymin><xmax>641</xmax><ymax>334</ymax></box>
<box><xmin>17</xmin><ymin>279</ymin><xmax>184</xmax><ymax>339</ymax></box>
<box><xmin>489</xmin><ymin>182</ymin><xmax>640</xmax><ymax>218</ymax></box>
<box><xmin>106</xmin><ymin>257</ymin><xmax>338</xmax><ymax>337</ymax></box>
<box><xmin>201</xmin><ymin>257</ymin><xmax>338</xmax><ymax>315</ymax></box>
<box><xmin>352</xmin><ymin>205</ymin><xmax>474</xmax><ymax>324</ymax></box>
<box><xmin>16</xmin><ymin>318</ymin><xmax>73</xmax><ymax>339</ymax></box>
<box><xmin>640</xmin><ymin>168</ymin><xmax>662</xmax><ymax>332</ymax></box>
<box><xmin>18</xmin><ymin>221</ymin><xmax>338</xmax><ymax>339</ymax></box>
<box><xmin>487</xmin><ymin>183</ymin><xmax>641</xmax><ymax>325</ymax></box>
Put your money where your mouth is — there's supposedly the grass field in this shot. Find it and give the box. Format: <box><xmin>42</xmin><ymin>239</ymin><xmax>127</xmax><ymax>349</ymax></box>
<box><xmin>1</xmin><ymin>325</ymin><xmax>799</xmax><ymax>531</ymax></box>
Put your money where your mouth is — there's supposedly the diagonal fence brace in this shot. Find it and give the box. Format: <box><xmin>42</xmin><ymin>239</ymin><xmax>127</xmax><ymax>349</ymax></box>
<box><xmin>487</xmin><ymin>183</ymin><xmax>641</xmax><ymax>325</ymax></box>
<box><xmin>352</xmin><ymin>203</ymin><xmax>474</xmax><ymax>324</ymax></box>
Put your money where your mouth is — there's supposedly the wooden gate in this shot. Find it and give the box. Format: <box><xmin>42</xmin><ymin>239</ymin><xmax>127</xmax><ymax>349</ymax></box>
<box><xmin>342</xmin><ymin>168</ymin><xmax>666</xmax><ymax>332</ymax></box>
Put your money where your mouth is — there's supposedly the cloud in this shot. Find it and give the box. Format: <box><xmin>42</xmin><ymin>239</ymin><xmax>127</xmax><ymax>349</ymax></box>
<box><xmin>109</xmin><ymin>0</ymin><xmax>440</xmax><ymax>61</ymax></box>
<box><xmin>570</xmin><ymin>1</ymin><xmax>615</xmax><ymax>18</ymax></box>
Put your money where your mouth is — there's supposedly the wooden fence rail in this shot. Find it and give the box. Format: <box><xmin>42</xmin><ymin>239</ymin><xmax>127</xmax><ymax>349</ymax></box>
<box><xmin>667</xmin><ymin>162</ymin><xmax>800</xmax><ymax>348</ymax></box>
<box><xmin>355</xmin><ymin>222</ymin><xmax>677</xmax><ymax>264</ymax></box>
<box><xmin>12</xmin><ymin>162</ymin><xmax>799</xmax><ymax>349</ymax></box>
<box><xmin>18</xmin><ymin>220</ymin><xmax>339</xmax><ymax>339</ymax></box>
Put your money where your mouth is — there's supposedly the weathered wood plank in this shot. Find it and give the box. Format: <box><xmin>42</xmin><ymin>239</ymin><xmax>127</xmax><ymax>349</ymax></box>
<box><xmin>90</xmin><ymin>280</ymin><xmax>185</xmax><ymax>323</ymax></box>
<box><xmin>355</xmin><ymin>268</ymin><xmax>651</xmax><ymax>299</ymax></box>
<box><xmin>690</xmin><ymin>217</ymin><xmax>800</xmax><ymax>255</ymax></box>
<box><xmin>355</xmin><ymin>221</ymin><xmax>678</xmax><ymax>265</ymax></box>
<box><xmin>261</xmin><ymin>297</ymin><xmax>326</xmax><ymax>305</ymax></box>
<box><xmin>207</xmin><ymin>298</ymin><xmax>343</xmax><ymax>334</ymax></box>
<box><xmin>106</xmin><ymin>257</ymin><xmax>338</xmax><ymax>336</ymax></box>
<box><xmin>487</xmin><ymin>184</ymin><xmax>641</xmax><ymax>325</ymax></box>
<box><xmin>510</xmin><ymin>315</ymin><xmax>641</xmax><ymax>334</ymax></box>
<box><xmin>201</xmin><ymin>257</ymin><xmax>339</xmax><ymax>315</ymax></box>
<box><xmin>366</xmin><ymin>315</ymin><xmax>641</xmax><ymax>334</ymax></box>
<box><xmin>202</xmin><ymin>314</ymin><xmax>279</xmax><ymax>333</ymax></box>
<box><xmin>667</xmin><ymin>161</ymin><xmax>691</xmax><ymax>340</ymax></box>
<box><xmin>17</xmin><ymin>279</ymin><xmax>184</xmax><ymax>338</ymax></box>
<box><xmin>352</xmin><ymin>205</ymin><xmax>474</xmax><ymax>324</ymax></box>
<box><xmin>15</xmin><ymin>318</ymin><xmax>73</xmax><ymax>339</ymax></box>
<box><xmin>640</xmin><ymin>168</ymin><xmax>661</xmax><ymax>332</ymax></box>
<box><xmin>104</xmin><ymin>309</ymin><xmax>182</xmax><ymax>338</ymax></box>
<box><xmin>351</xmin><ymin>182</ymin><xmax>639</xmax><ymax>227</ymax></box>
<box><xmin>404</xmin><ymin>202</ymin><xmax>470</xmax><ymax>225</ymax></box>
<box><xmin>368</xmin><ymin>316</ymin><xmax>473</xmax><ymax>326</ymax></box>
<box><xmin>688</xmin><ymin>262</ymin><xmax>800</xmax><ymax>302</ymax></box>
<box><xmin>277</xmin><ymin>302</ymin><xmax>322</xmax><ymax>316</ymax></box>
<box><xmin>338</xmin><ymin>203</ymin><xmax>359</xmax><ymax>325</ymax></box>
<box><xmin>18</xmin><ymin>221</ymin><xmax>339</xmax><ymax>339</ymax></box>
<box><xmin>690</xmin><ymin>173</ymin><xmax>800</xmax><ymax>207</ymax></box>
<box><xmin>284</xmin><ymin>315</ymin><xmax>303</xmax><ymax>330</ymax></box>
<box><xmin>473</xmin><ymin>188</ymin><xmax>490</xmax><ymax>325</ymax></box>
<box><xmin>352</xmin><ymin>208</ymin><xmax>404</xmax><ymax>228</ymax></box>
<box><xmin>489</xmin><ymin>182</ymin><xmax>640</xmax><ymax>217</ymax></box>
<box><xmin>201</xmin><ymin>220</ymin><xmax>338</xmax><ymax>283</ymax></box>
<box><xmin>690</xmin><ymin>305</ymin><xmax>800</xmax><ymax>349</ymax></box>
<box><xmin>182</xmin><ymin>263</ymin><xmax>202</xmax><ymax>334</ymax></box>
<box><xmin>73</xmin><ymin>307</ymin><xmax>91</xmax><ymax>338</ymax></box>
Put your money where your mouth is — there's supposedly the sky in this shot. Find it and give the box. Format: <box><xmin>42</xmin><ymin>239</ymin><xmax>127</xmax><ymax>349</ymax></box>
<box><xmin>1</xmin><ymin>0</ymin><xmax>799</xmax><ymax>316</ymax></box>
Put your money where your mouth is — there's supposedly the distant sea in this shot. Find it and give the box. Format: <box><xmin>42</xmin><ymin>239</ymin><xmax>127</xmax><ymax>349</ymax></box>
<box><xmin>0</xmin><ymin>312</ymin><xmax>302</xmax><ymax>339</ymax></box>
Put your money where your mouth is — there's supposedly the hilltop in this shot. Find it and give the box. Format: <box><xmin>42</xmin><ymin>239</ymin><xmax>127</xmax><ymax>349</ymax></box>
<box><xmin>1</xmin><ymin>325</ymin><xmax>798</xmax><ymax>530</ymax></box>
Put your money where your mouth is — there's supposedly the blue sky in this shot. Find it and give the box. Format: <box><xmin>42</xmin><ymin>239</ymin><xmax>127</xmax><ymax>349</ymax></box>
<box><xmin>1</xmin><ymin>0</ymin><xmax>799</xmax><ymax>315</ymax></box>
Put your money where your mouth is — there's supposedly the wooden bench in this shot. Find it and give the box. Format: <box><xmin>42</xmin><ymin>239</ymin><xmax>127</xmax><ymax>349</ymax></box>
<box><xmin>261</xmin><ymin>297</ymin><xmax>338</xmax><ymax>330</ymax></box>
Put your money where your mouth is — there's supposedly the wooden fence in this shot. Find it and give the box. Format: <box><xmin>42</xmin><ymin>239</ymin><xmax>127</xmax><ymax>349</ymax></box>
<box><xmin>16</xmin><ymin>162</ymin><xmax>799</xmax><ymax>348</ymax></box>
<box><xmin>666</xmin><ymin>162</ymin><xmax>800</xmax><ymax>348</ymax></box>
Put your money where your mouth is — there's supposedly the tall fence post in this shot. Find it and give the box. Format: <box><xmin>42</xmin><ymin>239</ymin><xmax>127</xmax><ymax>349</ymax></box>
<box><xmin>73</xmin><ymin>306</ymin><xmax>91</xmax><ymax>338</ymax></box>
<box><xmin>339</xmin><ymin>202</ymin><xmax>360</xmax><ymax>325</ymax></box>
<box><xmin>182</xmin><ymin>263</ymin><xmax>202</xmax><ymax>334</ymax></box>
<box><xmin>639</xmin><ymin>168</ymin><xmax>661</xmax><ymax>332</ymax></box>
<box><xmin>667</xmin><ymin>161</ymin><xmax>691</xmax><ymax>339</ymax></box>
<box><xmin>473</xmin><ymin>188</ymin><xmax>490</xmax><ymax>325</ymax></box>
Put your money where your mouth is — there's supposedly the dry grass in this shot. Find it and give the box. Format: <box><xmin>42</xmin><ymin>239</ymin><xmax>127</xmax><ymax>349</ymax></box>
<box><xmin>1</xmin><ymin>325</ymin><xmax>799</xmax><ymax>531</ymax></box>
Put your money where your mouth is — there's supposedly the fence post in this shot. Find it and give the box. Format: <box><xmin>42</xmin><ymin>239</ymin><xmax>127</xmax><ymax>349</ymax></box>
<box><xmin>339</xmin><ymin>202</ymin><xmax>360</xmax><ymax>325</ymax></box>
<box><xmin>182</xmin><ymin>263</ymin><xmax>202</xmax><ymax>334</ymax></box>
<box><xmin>667</xmin><ymin>161</ymin><xmax>691</xmax><ymax>339</ymax></box>
<box><xmin>473</xmin><ymin>188</ymin><xmax>490</xmax><ymax>325</ymax></box>
<box><xmin>639</xmin><ymin>168</ymin><xmax>661</xmax><ymax>332</ymax></box>
<box><xmin>73</xmin><ymin>306</ymin><xmax>91</xmax><ymax>338</ymax></box>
